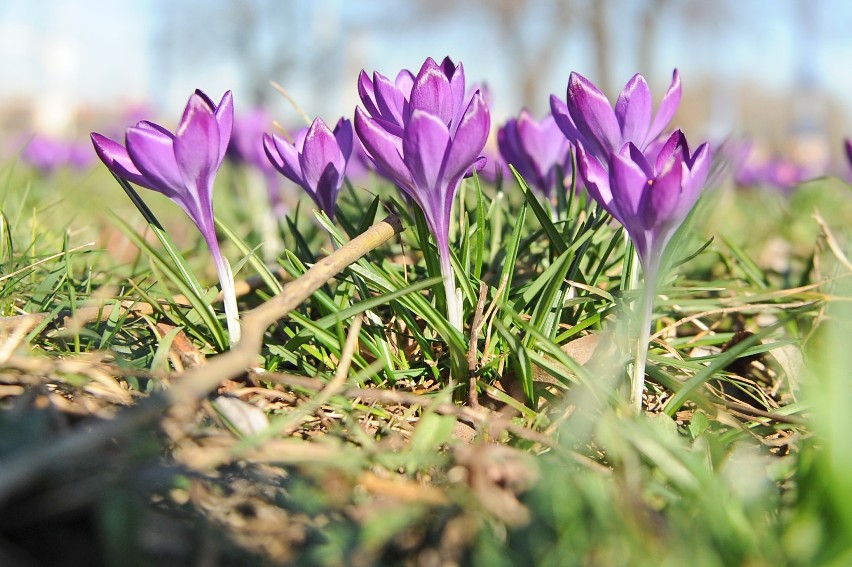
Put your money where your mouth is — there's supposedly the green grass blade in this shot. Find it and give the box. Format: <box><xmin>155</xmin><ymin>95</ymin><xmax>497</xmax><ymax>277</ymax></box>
<box><xmin>215</xmin><ymin>217</ymin><xmax>282</xmax><ymax>295</ymax></box>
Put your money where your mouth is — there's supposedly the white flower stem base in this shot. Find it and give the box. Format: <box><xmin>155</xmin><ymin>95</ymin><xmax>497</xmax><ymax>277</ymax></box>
<box><xmin>440</xmin><ymin>253</ymin><xmax>462</xmax><ymax>331</ymax></box>
<box><xmin>215</xmin><ymin>256</ymin><xmax>241</xmax><ymax>346</ymax></box>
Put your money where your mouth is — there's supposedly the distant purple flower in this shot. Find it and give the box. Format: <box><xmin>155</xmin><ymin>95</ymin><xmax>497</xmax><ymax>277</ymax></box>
<box><xmin>264</xmin><ymin>117</ymin><xmax>353</xmax><ymax>221</ymax></box>
<box><xmin>551</xmin><ymin>70</ymin><xmax>681</xmax><ymax>168</ymax></box>
<box><xmin>22</xmin><ymin>135</ymin><xmax>68</xmax><ymax>174</ymax></box>
<box><xmin>355</xmin><ymin>56</ymin><xmax>490</xmax><ymax>329</ymax></box>
<box><xmin>757</xmin><ymin>158</ymin><xmax>807</xmax><ymax>192</ymax></box>
<box><xmin>229</xmin><ymin>109</ymin><xmax>287</xmax><ymax>216</ymax></box>
<box><xmin>22</xmin><ymin>135</ymin><xmax>96</xmax><ymax>173</ymax></box>
<box><xmin>90</xmin><ymin>89</ymin><xmax>241</xmax><ymax>345</ymax></box>
<box><xmin>578</xmin><ymin>129</ymin><xmax>710</xmax><ymax>274</ymax></box>
<box><xmin>497</xmin><ymin>109</ymin><xmax>572</xmax><ymax>197</ymax></box>
<box><xmin>724</xmin><ymin>140</ymin><xmax>807</xmax><ymax>193</ymax></box>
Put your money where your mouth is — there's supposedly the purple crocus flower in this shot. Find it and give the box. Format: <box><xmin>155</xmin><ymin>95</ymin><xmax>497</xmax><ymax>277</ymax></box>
<box><xmin>579</xmin><ymin>130</ymin><xmax>710</xmax><ymax>275</ymax></box>
<box><xmin>497</xmin><ymin>109</ymin><xmax>572</xmax><ymax>198</ymax></box>
<box><xmin>263</xmin><ymin>117</ymin><xmax>353</xmax><ymax>221</ymax></box>
<box><xmin>90</xmin><ymin>89</ymin><xmax>241</xmax><ymax>345</ymax></box>
<box><xmin>551</xmin><ymin>70</ymin><xmax>681</xmax><ymax>168</ymax></box>
<box><xmin>578</xmin><ymin>129</ymin><xmax>711</xmax><ymax>412</ymax></box>
<box><xmin>355</xmin><ymin>56</ymin><xmax>490</xmax><ymax>330</ymax></box>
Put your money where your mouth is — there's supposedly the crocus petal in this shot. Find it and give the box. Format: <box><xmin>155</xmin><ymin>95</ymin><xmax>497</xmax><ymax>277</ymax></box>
<box><xmin>576</xmin><ymin>143</ymin><xmax>615</xmax><ymax>216</ymax></box>
<box><xmin>538</xmin><ymin>114</ymin><xmax>570</xmax><ymax>166</ymax></box>
<box><xmin>654</xmin><ymin>130</ymin><xmax>684</xmax><ymax>172</ymax></box>
<box><xmin>439</xmin><ymin>56</ymin><xmax>457</xmax><ymax>78</ymax></box>
<box><xmin>641</xmin><ymin>152</ymin><xmax>683</xmax><ymax>230</ymax></box>
<box><xmin>292</xmin><ymin>128</ymin><xmax>308</xmax><ymax>152</ymax></box>
<box><xmin>643</xmin><ymin>135</ymin><xmax>669</xmax><ymax>164</ymax></box>
<box><xmin>334</xmin><ymin>118</ymin><xmax>354</xmax><ymax>162</ymax></box>
<box><xmin>402</xmin><ymin>110</ymin><xmax>455</xmax><ymax>248</ymax></box>
<box><xmin>300</xmin><ymin>118</ymin><xmax>345</xmax><ymax>195</ymax></box>
<box><xmin>402</xmin><ymin>109</ymin><xmax>450</xmax><ymax>196</ymax></box>
<box><xmin>498</xmin><ymin>118</ymin><xmax>534</xmax><ymax>182</ymax></box>
<box><xmin>610</xmin><ymin>145</ymin><xmax>652</xmax><ymax>223</ymax></box>
<box><xmin>213</xmin><ymin>91</ymin><xmax>234</xmax><ymax>166</ymax></box>
<box><xmin>374</xmin><ymin>72</ymin><xmax>407</xmax><ymax>126</ymax></box>
<box><xmin>354</xmin><ymin>107</ymin><xmax>413</xmax><ymax>192</ymax></box>
<box><xmin>173</xmin><ymin>93</ymin><xmax>220</xmax><ymax>209</ymax></box>
<box><xmin>262</xmin><ymin>133</ymin><xmax>284</xmax><ymax>170</ymax></box>
<box><xmin>679</xmin><ymin>142</ymin><xmax>711</xmax><ymax>211</ymax></box>
<box><xmin>125</xmin><ymin>126</ymin><xmax>183</xmax><ymax>197</ymax></box>
<box><xmin>446</xmin><ymin>59</ymin><xmax>466</xmax><ymax>126</ymax></box>
<box><xmin>265</xmin><ymin>133</ymin><xmax>303</xmax><ymax>184</ymax></box>
<box><xmin>566</xmin><ymin>72</ymin><xmax>621</xmax><ymax>159</ymax></box>
<box><xmin>645</xmin><ymin>69</ymin><xmax>681</xmax><ymax>145</ymax></box>
<box><xmin>516</xmin><ymin>110</ymin><xmax>547</xmax><ymax>169</ymax></box>
<box><xmin>442</xmin><ymin>91</ymin><xmax>490</xmax><ymax>183</ymax></box>
<box><xmin>627</xmin><ymin>142</ymin><xmax>655</xmax><ymax>180</ymax></box>
<box><xmin>395</xmin><ymin>69</ymin><xmax>415</xmax><ymax>95</ymax></box>
<box><xmin>135</xmin><ymin>120</ymin><xmax>175</xmax><ymax>138</ymax></box>
<box><xmin>464</xmin><ymin>155</ymin><xmax>487</xmax><ymax>178</ymax></box>
<box><xmin>358</xmin><ymin>71</ymin><xmax>380</xmax><ymax>117</ymax></box>
<box><xmin>516</xmin><ymin>111</ymin><xmax>567</xmax><ymax>193</ymax></box>
<box><xmin>410</xmin><ymin>57</ymin><xmax>454</xmax><ymax>125</ymax></box>
<box><xmin>550</xmin><ymin>95</ymin><xmax>582</xmax><ymax>143</ymax></box>
<box><xmin>615</xmin><ymin>74</ymin><xmax>652</xmax><ymax>147</ymax></box>
<box><xmin>313</xmin><ymin>164</ymin><xmax>342</xmax><ymax>218</ymax></box>
<box><xmin>845</xmin><ymin>139</ymin><xmax>852</xmax><ymax>168</ymax></box>
<box><xmin>90</xmin><ymin>132</ymin><xmax>159</xmax><ymax>191</ymax></box>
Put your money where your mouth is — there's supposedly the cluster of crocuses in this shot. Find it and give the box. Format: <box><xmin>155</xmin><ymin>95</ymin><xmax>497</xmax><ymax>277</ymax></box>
<box><xmin>91</xmin><ymin>57</ymin><xmax>712</xmax><ymax>412</ymax></box>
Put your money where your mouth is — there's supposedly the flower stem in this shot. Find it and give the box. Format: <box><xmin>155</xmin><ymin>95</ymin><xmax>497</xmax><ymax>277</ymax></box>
<box><xmin>439</xmin><ymin>250</ymin><xmax>462</xmax><ymax>331</ymax></box>
<box><xmin>631</xmin><ymin>270</ymin><xmax>657</xmax><ymax>414</ymax></box>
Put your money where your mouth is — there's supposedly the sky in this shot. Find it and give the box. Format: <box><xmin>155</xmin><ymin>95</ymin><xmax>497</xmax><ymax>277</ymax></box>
<box><xmin>0</xmin><ymin>0</ymin><xmax>849</xmax><ymax>140</ymax></box>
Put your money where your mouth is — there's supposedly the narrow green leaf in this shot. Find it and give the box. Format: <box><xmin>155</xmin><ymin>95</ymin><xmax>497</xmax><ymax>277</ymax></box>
<box><xmin>473</xmin><ymin>173</ymin><xmax>486</xmax><ymax>280</ymax></box>
<box><xmin>215</xmin><ymin>218</ymin><xmax>282</xmax><ymax>294</ymax></box>
<box><xmin>514</xmin><ymin>166</ymin><xmax>567</xmax><ymax>255</ymax></box>
<box><xmin>495</xmin><ymin>319</ymin><xmax>535</xmax><ymax>406</ymax></box>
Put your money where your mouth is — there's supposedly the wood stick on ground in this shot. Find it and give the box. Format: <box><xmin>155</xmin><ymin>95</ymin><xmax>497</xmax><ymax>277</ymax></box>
<box><xmin>0</xmin><ymin>215</ymin><xmax>403</xmax><ymax>506</ymax></box>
